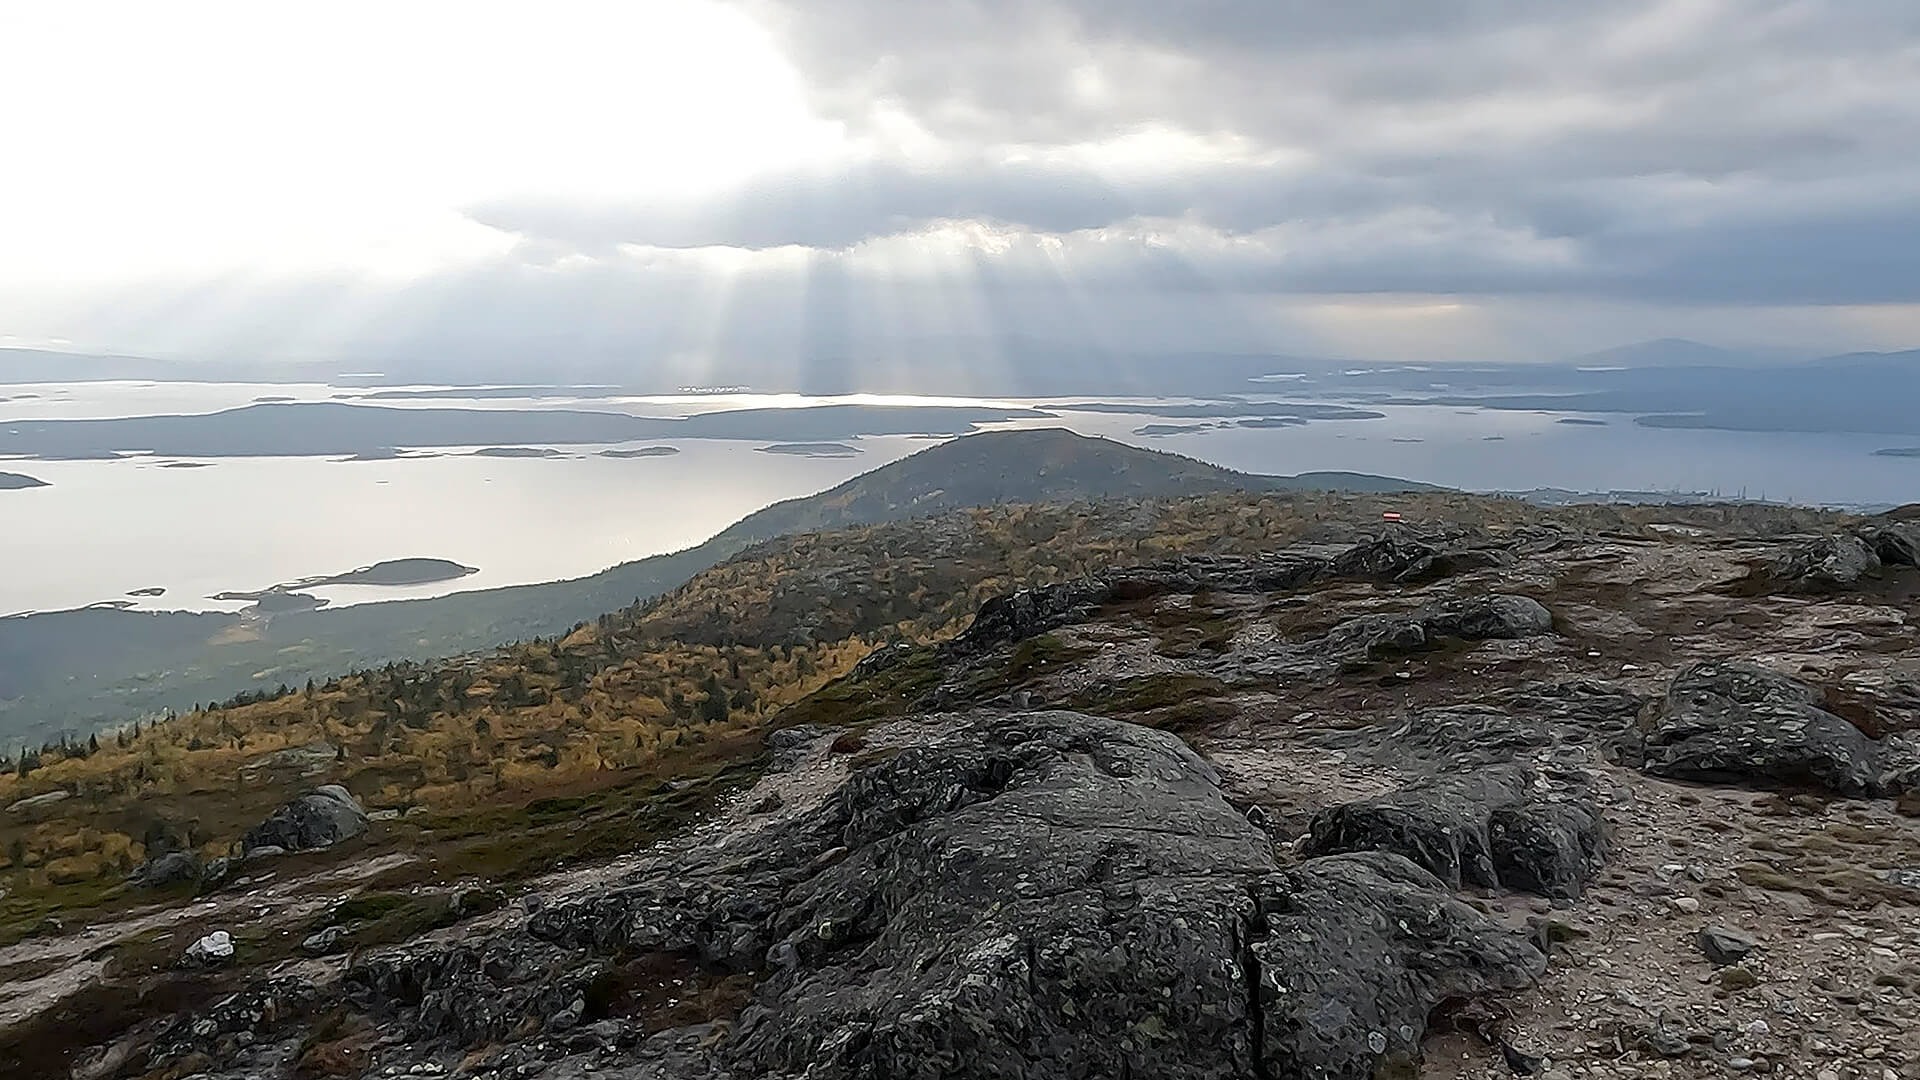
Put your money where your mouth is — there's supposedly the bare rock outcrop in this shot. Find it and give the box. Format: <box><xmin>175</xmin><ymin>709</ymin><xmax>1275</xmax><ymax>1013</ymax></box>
<box><xmin>343</xmin><ymin>712</ymin><xmax>1546</xmax><ymax>1080</ymax></box>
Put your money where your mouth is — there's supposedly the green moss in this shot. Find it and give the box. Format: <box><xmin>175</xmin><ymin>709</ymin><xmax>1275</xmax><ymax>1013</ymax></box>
<box><xmin>1063</xmin><ymin>674</ymin><xmax>1234</xmax><ymax>732</ymax></box>
<box><xmin>0</xmin><ymin>873</ymin><xmax>137</xmax><ymax>949</ymax></box>
<box><xmin>433</xmin><ymin>753</ymin><xmax>765</xmax><ymax>883</ymax></box>
<box><xmin>1005</xmin><ymin>635</ymin><xmax>1095</xmax><ymax>681</ymax></box>
<box><xmin>331</xmin><ymin>892</ymin><xmax>411</xmax><ymax>923</ymax></box>
<box><xmin>778</xmin><ymin>646</ymin><xmax>945</xmax><ymax>728</ymax></box>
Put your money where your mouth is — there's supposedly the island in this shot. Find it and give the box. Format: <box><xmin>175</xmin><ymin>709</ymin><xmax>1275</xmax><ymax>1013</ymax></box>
<box><xmin>334</xmin><ymin>448</ymin><xmax>437</xmax><ymax>462</ymax></box>
<box><xmin>0</xmin><ymin>471</ymin><xmax>48</xmax><ymax>490</ymax></box>
<box><xmin>1060</xmin><ymin>401</ymin><xmax>1386</xmax><ymax>421</ymax></box>
<box><xmin>0</xmin><ymin>401</ymin><xmax>1056</xmax><ymax>459</ymax></box>
<box><xmin>1237</xmin><ymin>417</ymin><xmax>1307</xmax><ymax>428</ymax></box>
<box><xmin>126</xmin><ymin>586</ymin><xmax>166</xmax><ymax>597</ymax></box>
<box><xmin>157</xmin><ymin>460</ymin><xmax>214</xmax><ymax>468</ymax></box>
<box><xmin>214</xmin><ymin>559</ymin><xmax>480</xmax><ymax>610</ymax></box>
<box><xmin>1556</xmin><ymin>417</ymin><xmax>1609</xmax><ymax>426</ymax></box>
<box><xmin>303</xmin><ymin>558</ymin><xmax>480</xmax><ymax>588</ymax></box>
<box><xmin>472</xmin><ymin>446</ymin><xmax>566</xmax><ymax>458</ymax></box>
<box><xmin>757</xmin><ymin>442</ymin><xmax>862</xmax><ymax>457</ymax></box>
<box><xmin>1874</xmin><ymin>448</ymin><xmax>1920</xmax><ymax>458</ymax></box>
<box><xmin>600</xmin><ymin>446</ymin><xmax>681</xmax><ymax>458</ymax></box>
<box><xmin>1133</xmin><ymin>423</ymin><xmax>1210</xmax><ymax>436</ymax></box>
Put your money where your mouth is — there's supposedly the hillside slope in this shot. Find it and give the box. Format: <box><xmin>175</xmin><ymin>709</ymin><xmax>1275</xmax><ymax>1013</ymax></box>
<box><xmin>0</xmin><ymin>430</ymin><xmax>1435</xmax><ymax>741</ymax></box>
<box><xmin>1</xmin><ymin>492</ymin><xmax>1912</xmax><ymax>1078</ymax></box>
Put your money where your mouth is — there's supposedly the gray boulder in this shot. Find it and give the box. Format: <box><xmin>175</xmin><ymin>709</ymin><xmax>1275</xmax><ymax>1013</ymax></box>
<box><xmin>242</xmin><ymin>784</ymin><xmax>369</xmax><ymax>853</ymax></box>
<box><xmin>129</xmin><ymin>850</ymin><xmax>200</xmax><ymax>889</ymax></box>
<box><xmin>1301</xmin><ymin>765</ymin><xmax>1607</xmax><ymax>898</ymax></box>
<box><xmin>1767</xmin><ymin>534</ymin><xmax>1880</xmax><ymax>591</ymax></box>
<box><xmin>1861</xmin><ymin>522</ymin><xmax>1920</xmax><ymax>567</ymax></box>
<box><xmin>1421</xmin><ymin>594</ymin><xmax>1554</xmax><ymax>639</ymax></box>
<box><xmin>1322</xmin><ymin>594</ymin><xmax>1554</xmax><ymax>661</ymax></box>
<box><xmin>1640</xmin><ymin>662</ymin><xmax>1886</xmax><ymax>797</ymax></box>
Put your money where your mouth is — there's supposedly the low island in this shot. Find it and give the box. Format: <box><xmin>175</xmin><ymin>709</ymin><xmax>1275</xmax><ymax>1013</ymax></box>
<box><xmin>307</xmin><ymin>558</ymin><xmax>481</xmax><ymax>587</ymax></box>
<box><xmin>215</xmin><ymin>559</ymin><xmax>481</xmax><ymax>609</ymax></box>
<box><xmin>0</xmin><ymin>471</ymin><xmax>49</xmax><ymax>490</ymax></box>
<box><xmin>756</xmin><ymin>442</ymin><xmax>862</xmax><ymax>457</ymax></box>
<box><xmin>472</xmin><ymin>446</ymin><xmax>566</xmax><ymax>458</ymax></box>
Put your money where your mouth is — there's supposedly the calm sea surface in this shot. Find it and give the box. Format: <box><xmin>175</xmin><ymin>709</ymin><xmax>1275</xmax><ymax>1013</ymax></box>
<box><xmin>3</xmin><ymin>381</ymin><xmax>1915</xmax><ymax>615</ymax></box>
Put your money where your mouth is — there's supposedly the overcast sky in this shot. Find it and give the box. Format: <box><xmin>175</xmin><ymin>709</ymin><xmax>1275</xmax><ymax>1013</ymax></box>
<box><xmin>3</xmin><ymin>0</ymin><xmax>1918</xmax><ymax>372</ymax></box>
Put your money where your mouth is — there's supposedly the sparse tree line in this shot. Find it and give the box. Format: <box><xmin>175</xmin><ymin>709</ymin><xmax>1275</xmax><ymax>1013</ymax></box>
<box><xmin>2</xmin><ymin>490</ymin><xmax>1840</xmax><ymax>892</ymax></box>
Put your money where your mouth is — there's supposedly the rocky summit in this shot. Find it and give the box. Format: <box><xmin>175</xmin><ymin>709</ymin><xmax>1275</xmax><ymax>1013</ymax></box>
<box><xmin>8</xmin><ymin>500</ymin><xmax>1920</xmax><ymax>1080</ymax></box>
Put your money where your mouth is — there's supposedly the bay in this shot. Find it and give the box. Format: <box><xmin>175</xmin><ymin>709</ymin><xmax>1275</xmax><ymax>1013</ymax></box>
<box><xmin>3</xmin><ymin>381</ymin><xmax>1916</xmax><ymax>616</ymax></box>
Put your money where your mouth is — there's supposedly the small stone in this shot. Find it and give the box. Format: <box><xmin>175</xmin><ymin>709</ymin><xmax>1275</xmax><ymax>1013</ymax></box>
<box><xmin>1698</xmin><ymin>926</ymin><xmax>1758</xmax><ymax>966</ymax></box>
<box><xmin>301</xmin><ymin>925</ymin><xmax>347</xmax><ymax>956</ymax></box>
<box><xmin>1671</xmin><ymin>897</ymin><xmax>1702</xmax><ymax>914</ymax></box>
<box><xmin>1718</xmin><ymin>967</ymin><xmax>1760</xmax><ymax>992</ymax></box>
<box><xmin>1646</xmin><ymin>1028</ymin><xmax>1692</xmax><ymax>1057</ymax></box>
<box><xmin>184</xmin><ymin>929</ymin><xmax>234</xmax><ymax>966</ymax></box>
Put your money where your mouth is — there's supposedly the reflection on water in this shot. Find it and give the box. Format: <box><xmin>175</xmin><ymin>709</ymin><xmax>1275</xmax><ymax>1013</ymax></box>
<box><xmin>3</xmin><ymin>381</ymin><xmax>1916</xmax><ymax>615</ymax></box>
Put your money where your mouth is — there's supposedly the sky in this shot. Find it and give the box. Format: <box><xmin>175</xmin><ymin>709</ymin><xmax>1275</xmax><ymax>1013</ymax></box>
<box><xmin>3</xmin><ymin>0</ymin><xmax>1919</xmax><ymax>375</ymax></box>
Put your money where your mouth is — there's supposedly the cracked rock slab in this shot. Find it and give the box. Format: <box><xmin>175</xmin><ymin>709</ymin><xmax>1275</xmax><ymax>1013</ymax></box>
<box><xmin>348</xmin><ymin>711</ymin><xmax>1548</xmax><ymax>1080</ymax></box>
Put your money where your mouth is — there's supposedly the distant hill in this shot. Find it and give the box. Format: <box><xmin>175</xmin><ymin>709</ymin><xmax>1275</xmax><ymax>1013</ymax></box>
<box><xmin>0</xmin><ymin>401</ymin><xmax>1054</xmax><ymax>459</ymax></box>
<box><xmin>0</xmin><ymin>429</ymin><xmax>1435</xmax><ymax>741</ymax></box>
<box><xmin>724</xmin><ymin>429</ymin><xmax>1436</xmax><ymax>542</ymax></box>
<box><xmin>1564</xmin><ymin>338</ymin><xmax>1821</xmax><ymax>368</ymax></box>
<box><xmin>1566</xmin><ymin>338</ymin><xmax>1755</xmax><ymax>368</ymax></box>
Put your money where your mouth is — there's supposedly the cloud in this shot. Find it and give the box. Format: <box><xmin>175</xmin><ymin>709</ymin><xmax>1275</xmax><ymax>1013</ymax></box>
<box><xmin>467</xmin><ymin>161</ymin><xmax>1163</xmax><ymax>251</ymax></box>
<box><xmin>12</xmin><ymin>0</ymin><xmax>1920</xmax><ymax>368</ymax></box>
<box><xmin>507</xmin><ymin>0</ymin><xmax>1913</xmax><ymax>307</ymax></box>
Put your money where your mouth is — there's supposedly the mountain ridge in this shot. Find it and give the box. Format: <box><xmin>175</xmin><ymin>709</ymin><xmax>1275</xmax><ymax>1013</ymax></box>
<box><xmin>0</xmin><ymin>429</ymin><xmax>1437</xmax><ymax>741</ymax></box>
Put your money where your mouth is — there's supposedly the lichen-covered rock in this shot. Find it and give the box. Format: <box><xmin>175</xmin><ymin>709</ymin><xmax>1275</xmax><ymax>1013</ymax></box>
<box><xmin>952</xmin><ymin>534</ymin><xmax>1508</xmax><ymax>654</ymax></box>
<box><xmin>348</xmin><ymin>712</ymin><xmax>1546</xmax><ymax>1080</ymax></box>
<box><xmin>1322</xmin><ymin>595</ymin><xmax>1555</xmax><ymax>660</ymax></box>
<box><xmin>1767</xmin><ymin>534</ymin><xmax>1880</xmax><ymax>591</ymax></box>
<box><xmin>1301</xmin><ymin>765</ymin><xmax>1607</xmax><ymax>898</ymax></box>
<box><xmin>1420</xmin><ymin>594</ymin><xmax>1554</xmax><ymax>640</ymax></box>
<box><xmin>129</xmin><ymin>849</ymin><xmax>200</xmax><ymax>889</ymax></box>
<box><xmin>242</xmin><ymin>784</ymin><xmax>369</xmax><ymax>853</ymax></box>
<box><xmin>1860</xmin><ymin>521</ymin><xmax>1920</xmax><ymax>567</ymax></box>
<box><xmin>1640</xmin><ymin>661</ymin><xmax>1888</xmax><ymax>796</ymax></box>
<box><xmin>1251</xmin><ymin>852</ymin><xmax>1547</xmax><ymax>1075</ymax></box>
